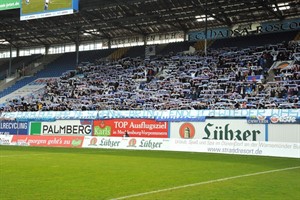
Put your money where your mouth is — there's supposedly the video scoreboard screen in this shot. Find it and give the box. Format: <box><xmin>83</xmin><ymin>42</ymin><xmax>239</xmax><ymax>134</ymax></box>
<box><xmin>0</xmin><ymin>0</ymin><xmax>20</xmax><ymax>11</ymax></box>
<box><xmin>20</xmin><ymin>0</ymin><xmax>79</xmax><ymax>21</ymax></box>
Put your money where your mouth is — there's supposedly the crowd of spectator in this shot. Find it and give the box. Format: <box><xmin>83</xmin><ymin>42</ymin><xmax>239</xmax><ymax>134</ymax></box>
<box><xmin>1</xmin><ymin>40</ymin><xmax>300</xmax><ymax>112</ymax></box>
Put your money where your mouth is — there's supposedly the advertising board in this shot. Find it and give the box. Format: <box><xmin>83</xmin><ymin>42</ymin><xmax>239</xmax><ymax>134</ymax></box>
<box><xmin>268</xmin><ymin>124</ymin><xmax>300</xmax><ymax>143</ymax></box>
<box><xmin>83</xmin><ymin>136</ymin><xmax>170</xmax><ymax>150</ymax></box>
<box><xmin>0</xmin><ymin>121</ymin><xmax>28</xmax><ymax>135</ymax></box>
<box><xmin>0</xmin><ymin>135</ymin><xmax>13</xmax><ymax>145</ymax></box>
<box><xmin>93</xmin><ymin>119</ymin><xmax>168</xmax><ymax>138</ymax></box>
<box><xmin>169</xmin><ymin>120</ymin><xmax>266</xmax><ymax>141</ymax></box>
<box><xmin>170</xmin><ymin>139</ymin><xmax>299</xmax><ymax>158</ymax></box>
<box><xmin>0</xmin><ymin>0</ymin><xmax>19</xmax><ymax>11</ymax></box>
<box><xmin>81</xmin><ymin>136</ymin><xmax>299</xmax><ymax>158</ymax></box>
<box><xmin>10</xmin><ymin>135</ymin><xmax>84</xmax><ymax>147</ymax></box>
<box><xmin>188</xmin><ymin>18</ymin><xmax>300</xmax><ymax>41</ymax></box>
<box><xmin>29</xmin><ymin>120</ymin><xmax>92</xmax><ymax>135</ymax></box>
<box><xmin>1</xmin><ymin>134</ymin><xmax>299</xmax><ymax>158</ymax></box>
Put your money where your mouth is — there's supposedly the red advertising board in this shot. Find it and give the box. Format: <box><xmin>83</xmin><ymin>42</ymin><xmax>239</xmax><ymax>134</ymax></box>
<box><xmin>93</xmin><ymin>119</ymin><xmax>168</xmax><ymax>138</ymax></box>
<box><xmin>11</xmin><ymin>135</ymin><xmax>84</xmax><ymax>148</ymax></box>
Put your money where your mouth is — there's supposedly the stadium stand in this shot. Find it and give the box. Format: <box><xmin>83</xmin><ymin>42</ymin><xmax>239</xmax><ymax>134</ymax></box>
<box><xmin>156</xmin><ymin>42</ymin><xmax>195</xmax><ymax>56</ymax></box>
<box><xmin>123</xmin><ymin>46</ymin><xmax>145</xmax><ymax>59</ymax></box>
<box><xmin>0</xmin><ymin>54</ymin><xmax>43</xmax><ymax>80</ymax></box>
<box><xmin>79</xmin><ymin>49</ymin><xmax>115</xmax><ymax>63</ymax></box>
<box><xmin>0</xmin><ymin>0</ymin><xmax>299</xmax><ymax>112</ymax></box>
<box><xmin>0</xmin><ymin>32</ymin><xmax>299</xmax><ymax>112</ymax></box>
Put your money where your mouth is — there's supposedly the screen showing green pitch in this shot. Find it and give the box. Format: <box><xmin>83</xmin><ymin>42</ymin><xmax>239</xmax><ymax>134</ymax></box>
<box><xmin>20</xmin><ymin>0</ymin><xmax>79</xmax><ymax>21</ymax></box>
<box><xmin>0</xmin><ymin>0</ymin><xmax>20</xmax><ymax>11</ymax></box>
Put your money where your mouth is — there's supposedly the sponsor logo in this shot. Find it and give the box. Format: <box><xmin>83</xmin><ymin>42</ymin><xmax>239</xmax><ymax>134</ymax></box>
<box><xmin>138</xmin><ymin>139</ymin><xmax>163</xmax><ymax>149</ymax></box>
<box><xmin>202</xmin><ymin>123</ymin><xmax>261</xmax><ymax>141</ymax></box>
<box><xmin>99</xmin><ymin>138</ymin><xmax>121</xmax><ymax>147</ymax></box>
<box><xmin>270</xmin><ymin>116</ymin><xmax>279</xmax><ymax>123</ymax></box>
<box><xmin>71</xmin><ymin>139</ymin><xmax>83</xmax><ymax>147</ymax></box>
<box><xmin>94</xmin><ymin>121</ymin><xmax>112</xmax><ymax>136</ymax></box>
<box><xmin>0</xmin><ymin>121</ymin><xmax>29</xmax><ymax>135</ymax></box>
<box><xmin>0</xmin><ymin>138</ymin><xmax>10</xmax><ymax>145</ymax></box>
<box><xmin>247</xmin><ymin>116</ymin><xmax>269</xmax><ymax>124</ymax></box>
<box><xmin>128</xmin><ymin>139</ymin><xmax>137</xmax><ymax>147</ymax></box>
<box><xmin>257</xmin><ymin>116</ymin><xmax>266</xmax><ymax>121</ymax></box>
<box><xmin>0</xmin><ymin>122</ymin><xmax>27</xmax><ymax>129</ymax></box>
<box><xmin>30</xmin><ymin>122</ymin><xmax>91</xmax><ymax>135</ymax></box>
<box><xmin>93</xmin><ymin>119</ymin><xmax>168</xmax><ymax>138</ymax></box>
<box><xmin>89</xmin><ymin>138</ymin><xmax>98</xmax><ymax>146</ymax></box>
<box><xmin>179</xmin><ymin>123</ymin><xmax>195</xmax><ymax>139</ymax></box>
<box><xmin>270</xmin><ymin>116</ymin><xmax>297</xmax><ymax>124</ymax></box>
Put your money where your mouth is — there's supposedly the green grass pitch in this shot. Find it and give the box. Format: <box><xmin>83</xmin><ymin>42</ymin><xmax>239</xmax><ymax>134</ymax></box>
<box><xmin>0</xmin><ymin>146</ymin><xmax>299</xmax><ymax>200</ymax></box>
<box><xmin>21</xmin><ymin>0</ymin><xmax>72</xmax><ymax>14</ymax></box>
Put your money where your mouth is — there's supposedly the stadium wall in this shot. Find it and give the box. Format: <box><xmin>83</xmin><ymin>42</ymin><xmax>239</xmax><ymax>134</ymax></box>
<box><xmin>0</xmin><ymin>109</ymin><xmax>299</xmax><ymax>158</ymax></box>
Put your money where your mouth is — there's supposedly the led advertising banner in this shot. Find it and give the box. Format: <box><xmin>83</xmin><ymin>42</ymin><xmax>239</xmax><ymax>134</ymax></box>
<box><xmin>11</xmin><ymin>135</ymin><xmax>84</xmax><ymax>147</ymax></box>
<box><xmin>0</xmin><ymin>121</ymin><xmax>28</xmax><ymax>135</ymax></box>
<box><xmin>0</xmin><ymin>0</ymin><xmax>20</xmax><ymax>11</ymax></box>
<box><xmin>93</xmin><ymin>119</ymin><xmax>169</xmax><ymax>138</ymax></box>
<box><xmin>29</xmin><ymin>120</ymin><xmax>92</xmax><ymax>135</ymax></box>
<box><xmin>20</xmin><ymin>0</ymin><xmax>79</xmax><ymax>21</ymax></box>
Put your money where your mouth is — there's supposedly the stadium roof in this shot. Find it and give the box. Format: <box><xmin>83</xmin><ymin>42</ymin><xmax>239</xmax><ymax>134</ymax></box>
<box><xmin>0</xmin><ymin>0</ymin><xmax>299</xmax><ymax>50</ymax></box>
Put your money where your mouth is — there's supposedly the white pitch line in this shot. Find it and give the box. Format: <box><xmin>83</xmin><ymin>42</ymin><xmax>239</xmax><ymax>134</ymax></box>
<box><xmin>111</xmin><ymin>166</ymin><xmax>300</xmax><ymax>200</ymax></box>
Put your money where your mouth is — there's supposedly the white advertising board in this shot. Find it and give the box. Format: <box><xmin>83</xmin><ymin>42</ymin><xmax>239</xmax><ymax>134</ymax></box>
<box><xmin>169</xmin><ymin>139</ymin><xmax>299</xmax><ymax>158</ymax></box>
<box><xmin>268</xmin><ymin>124</ymin><xmax>300</xmax><ymax>143</ymax></box>
<box><xmin>169</xmin><ymin>120</ymin><xmax>266</xmax><ymax>141</ymax></box>
<box><xmin>82</xmin><ymin>136</ymin><xmax>171</xmax><ymax>151</ymax></box>
<box><xmin>80</xmin><ymin>137</ymin><xmax>299</xmax><ymax>158</ymax></box>
<box><xmin>1</xmin><ymin>135</ymin><xmax>299</xmax><ymax>158</ymax></box>
<box><xmin>0</xmin><ymin>135</ymin><xmax>13</xmax><ymax>145</ymax></box>
<box><xmin>29</xmin><ymin>120</ymin><xmax>92</xmax><ymax>135</ymax></box>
